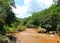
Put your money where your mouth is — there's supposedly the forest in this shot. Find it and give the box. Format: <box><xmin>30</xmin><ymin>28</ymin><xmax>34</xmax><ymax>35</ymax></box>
<box><xmin>18</xmin><ymin>0</ymin><xmax>60</xmax><ymax>34</ymax></box>
<box><xmin>0</xmin><ymin>0</ymin><xmax>60</xmax><ymax>43</ymax></box>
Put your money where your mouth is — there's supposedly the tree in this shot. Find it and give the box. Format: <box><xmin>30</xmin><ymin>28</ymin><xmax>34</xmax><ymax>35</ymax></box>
<box><xmin>0</xmin><ymin>0</ymin><xmax>16</xmax><ymax>34</ymax></box>
<box><xmin>9</xmin><ymin>0</ymin><xmax>16</xmax><ymax>7</ymax></box>
<box><xmin>57</xmin><ymin>0</ymin><xmax>60</xmax><ymax>6</ymax></box>
<box><xmin>5</xmin><ymin>10</ymin><xmax>16</xmax><ymax>26</ymax></box>
<box><xmin>50</xmin><ymin>14</ymin><xmax>57</xmax><ymax>31</ymax></box>
<box><xmin>53</xmin><ymin>0</ymin><xmax>60</xmax><ymax>6</ymax></box>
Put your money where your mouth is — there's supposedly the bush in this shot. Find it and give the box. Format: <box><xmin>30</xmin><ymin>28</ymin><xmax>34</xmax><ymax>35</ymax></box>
<box><xmin>16</xmin><ymin>25</ymin><xmax>26</xmax><ymax>31</ymax></box>
<box><xmin>4</xmin><ymin>25</ymin><xmax>15</xmax><ymax>33</ymax></box>
<box><xmin>57</xmin><ymin>24</ymin><xmax>60</xmax><ymax>35</ymax></box>
<box><xmin>26</xmin><ymin>24</ymin><xmax>37</xmax><ymax>28</ymax></box>
<box><xmin>41</xmin><ymin>24</ymin><xmax>53</xmax><ymax>32</ymax></box>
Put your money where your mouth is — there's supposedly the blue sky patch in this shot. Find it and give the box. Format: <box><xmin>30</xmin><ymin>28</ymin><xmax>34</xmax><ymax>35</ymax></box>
<box><xmin>12</xmin><ymin>0</ymin><xmax>53</xmax><ymax>18</ymax></box>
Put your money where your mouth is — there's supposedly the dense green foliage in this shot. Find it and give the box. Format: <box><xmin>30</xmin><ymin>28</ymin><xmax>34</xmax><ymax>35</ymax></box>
<box><xmin>19</xmin><ymin>4</ymin><xmax>60</xmax><ymax>35</ymax></box>
<box><xmin>0</xmin><ymin>0</ymin><xmax>16</xmax><ymax>34</ymax></box>
<box><xmin>0</xmin><ymin>0</ymin><xmax>60</xmax><ymax>37</ymax></box>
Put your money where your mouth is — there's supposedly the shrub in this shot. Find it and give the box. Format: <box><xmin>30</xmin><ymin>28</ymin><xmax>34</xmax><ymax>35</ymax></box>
<box><xmin>4</xmin><ymin>25</ymin><xmax>15</xmax><ymax>33</ymax></box>
<box><xmin>16</xmin><ymin>25</ymin><xmax>26</xmax><ymax>31</ymax></box>
<box><xmin>41</xmin><ymin>24</ymin><xmax>53</xmax><ymax>32</ymax></box>
<box><xmin>57</xmin><ymin>24</ymin><xmax>60</xmax><ymax>35</ymax></box>
<box><xmin>26</xmin><ymin>24</ymin><xmax>37</xmax><ymax>28</ymax></box>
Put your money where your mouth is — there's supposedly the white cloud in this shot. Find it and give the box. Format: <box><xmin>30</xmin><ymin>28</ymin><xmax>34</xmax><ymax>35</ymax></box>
<box><xmin>24</xmin><ymin>0</ymin><xmax>31</xmax><ymax>5</ymax></box>
<box><xmin>11</xmin><ymin>5</ymin><xmax>31</xmax><ymax>18</ymax></box>
<box><xmin>37</xmin><ymin>0</ymin><xmax>53</xmax><ymax>7</ymax></box>
<box><xmin>12</xmin><ymin>6</ymin><xmax>28</xmax><ymax>14</ymax></box>
<box><xmin>12</xmin><ymin>0</ymin><xmax>53</xmax><ymax>18</ymax></box>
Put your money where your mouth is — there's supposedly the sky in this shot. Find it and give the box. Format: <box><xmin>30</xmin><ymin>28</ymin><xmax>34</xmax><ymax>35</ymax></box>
<box><xmin>11</xmin><ymin>0</ymin><xmax>53</xmax><ymax>18</ymax></box>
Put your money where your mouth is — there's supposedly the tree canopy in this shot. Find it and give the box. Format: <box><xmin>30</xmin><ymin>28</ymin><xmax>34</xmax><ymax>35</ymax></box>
<box><xmin>0</xmin><ymin>0</ymin><xmax>16</xmax><ymax>34</ymax></box>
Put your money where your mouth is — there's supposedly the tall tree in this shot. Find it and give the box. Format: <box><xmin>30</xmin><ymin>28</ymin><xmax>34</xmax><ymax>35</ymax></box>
<box><xmin>9</xmin><ymin>0</ymin><xmax>16</xmax><ymax>7</ymax></box>
<box><xmin>53</xmin><ymin>0</ymin><xmax>60</xmax><ymax>6</ymax></box>
<box><xmin>0</xmin><ymin>0</ymin><xmax>16</xmax><ymax>34</ymax></box>
<box><xmin>57</xmin><ymin>0</ymin><xmax>60</xmax><ymax>6</ymax></box>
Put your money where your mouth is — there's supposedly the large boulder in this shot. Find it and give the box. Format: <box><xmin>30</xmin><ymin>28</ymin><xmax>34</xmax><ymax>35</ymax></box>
<box><xmin>37</xmin><ymin>28</ymin><xmax>46</xmax><ymax>33</ymax></box>
<box><xmin>7</xmin><ymin>35</ymin><xmax>20</xmax><ymax>43</ymax></box>
<box><xmin>0</xmin><ymin>36</ymin><xmax>10</xmax><ymax>43</ymax></box>
<box><xmin>49</xmin><ymin>31</ymin><xmax>56</xmax><ymax>34</ymax></box>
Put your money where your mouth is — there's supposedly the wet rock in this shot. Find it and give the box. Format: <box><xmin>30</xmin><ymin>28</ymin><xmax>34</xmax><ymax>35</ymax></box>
<box><xmin>49</xmin><ymin>31</ymin><xmax>56</xmax><ymax>34</ymax></box>
<box><xmin>0</xmin><ymin>36</ymin><xmax>10</xmax><ymax>43</ymax></box>
<box><xmin>8</xmin><ymin>36</ymin><xmax>20</xmax><ymax>43</ymax></box>
<box><xmin>37</xmin><ymin>28</ymin><xmax>46</xmax><ymax>33</ymax></box>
